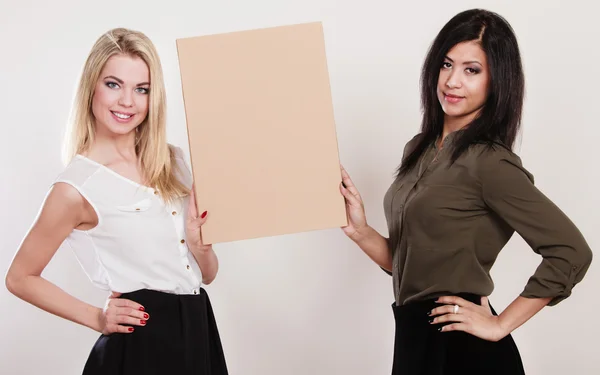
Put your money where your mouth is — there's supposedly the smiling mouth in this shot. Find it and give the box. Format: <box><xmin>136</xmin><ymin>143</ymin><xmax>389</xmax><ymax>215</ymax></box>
<box><xmin>111</xmin><ymin>111</ymin><xmax>134</xmax><ymax>119</ymax></box>
<box><xmin>444</xmin><ymin>93</ymin><xmax>465</xmax><ymax>103</ymax></box>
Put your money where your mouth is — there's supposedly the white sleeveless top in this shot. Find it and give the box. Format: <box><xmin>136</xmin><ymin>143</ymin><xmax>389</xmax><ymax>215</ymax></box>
<box><xmin>54</xmin><ymin>146</ymin><xmax>203</xmax><ymax>295</ymax></box>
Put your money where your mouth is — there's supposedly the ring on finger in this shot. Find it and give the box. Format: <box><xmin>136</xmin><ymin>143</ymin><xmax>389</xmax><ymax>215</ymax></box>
<box><xmin>453</xmin><ymin>304</ymin><xmax>459</xmax><ymax>314</ymax></box>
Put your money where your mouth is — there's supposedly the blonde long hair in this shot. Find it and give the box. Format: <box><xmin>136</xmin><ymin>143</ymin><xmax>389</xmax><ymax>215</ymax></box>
<box><xmin>63</xmin><ymin>27</ymin><xmax>188</xmax><ymax>202</ymax></box>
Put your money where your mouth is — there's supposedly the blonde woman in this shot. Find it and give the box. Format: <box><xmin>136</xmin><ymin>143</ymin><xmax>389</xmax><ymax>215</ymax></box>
<box><xmin>5</xmin><ymin>28</ymin><xmax>229</xmax><ymax>374</ymax></box>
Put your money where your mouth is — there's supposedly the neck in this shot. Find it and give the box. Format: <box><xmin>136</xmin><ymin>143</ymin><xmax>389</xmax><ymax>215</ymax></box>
<box><xmin>439</xmin><ymin>109</ymin><xmax>481</xmax><ymax>146</ymax></box>
<box><xmin>441</xmin><ymin>117</ymin><xmax>467</xmax><ymax>140</ymax></box>
<box><xmin>86</xmin><ymin>128</ymin><xmax>138</xmax><ymax>163</ymax></box>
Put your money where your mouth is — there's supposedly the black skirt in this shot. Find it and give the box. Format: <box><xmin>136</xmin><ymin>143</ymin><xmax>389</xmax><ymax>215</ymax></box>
<box><xmin>391</xmin><ymin>293</ymin><xmax>525</xmax><ymax>375</ymax></box>
<box><xmin>83</xmin><ymin>288</ymin><xmax>228</xmax><ymax>375</ymax></box>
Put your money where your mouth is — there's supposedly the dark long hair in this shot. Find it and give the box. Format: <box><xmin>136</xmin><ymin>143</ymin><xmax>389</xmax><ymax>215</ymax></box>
<box><xmin>398</xmin><ymin>9</ymin><xmax>525</xmax><ymax>176</ymax></box>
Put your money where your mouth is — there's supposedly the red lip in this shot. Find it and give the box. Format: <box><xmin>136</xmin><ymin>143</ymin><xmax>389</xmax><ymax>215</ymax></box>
<box><xmin>444</xmin><ymin>93</ymin><xmax>464</xmax><ymax>99</ymax></box>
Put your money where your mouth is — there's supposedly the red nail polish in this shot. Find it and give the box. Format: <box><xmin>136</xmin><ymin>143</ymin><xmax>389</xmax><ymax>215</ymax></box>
<box><xmin>128</xmin><ymin>327</ymin><xmax>134</xmax><ymax>332</ymax></box>
<box><xmin>143</xmin><ymin>313</ymin><xmax>149</xmax><ymax>319</ymax></box>
<box><xmin>139</xmin><ymin>307</ymin><xmax>145</xmax><ymax>311</ymax></box>
<box><xmin>201</xmin><ymin>211</ymin><xmax>207</xmax><ymax>219</ymax></box>
<box><xmin>141</xmin><ymin>320</ymin><xmax>146</xmax><ymax>325</ymax></box>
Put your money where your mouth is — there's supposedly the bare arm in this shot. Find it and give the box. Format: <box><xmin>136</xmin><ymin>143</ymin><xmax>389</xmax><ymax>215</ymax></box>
<box><xmin>6</xmin><ymin>183</ymin><xmax>148</xmax><ymax>334</ymax></box>
<box><xmin>497</xmin><ymin>296</ymin><xmax>551</xmax><ymax>335</ymax></box>
<box><xmin>351</xmin><ymin>226</ymin><xmax>392</xmax><ymax>272</ymax></box>
<box><xmin>190</xmin><ymin>247</ymin><xmax>219</xmax><ymax>285</ymax></box>
<box><xmin>431</xmin><ymin>294</ymin><xmax>551</xmax><ymax>342</ymax></box>
<box><xmin>5</xmin><ymin>183</ymin><xmax>104</xmax><ymax>332</ymax></box>
<box><xmin>339</xmin><ymin>165</ymin><xmax>392</xmax><ymax>271</ymax></box>
<box><xmin>185</xmin><ymin>185</ymin><xmax>219</xmax><ymax>285</ymax></box>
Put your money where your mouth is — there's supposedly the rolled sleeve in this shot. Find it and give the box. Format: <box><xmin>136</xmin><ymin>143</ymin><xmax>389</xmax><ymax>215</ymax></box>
<box><xmin>478</xmin><ymin>149</ymin><xmax>593</xmax><ymax>306</ymax></box>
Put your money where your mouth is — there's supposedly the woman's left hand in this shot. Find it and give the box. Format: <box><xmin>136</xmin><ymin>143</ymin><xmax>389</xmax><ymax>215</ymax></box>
<box><xmin>185</xmin><ymin>184</ymin><xmax>212</xmax><ymax>253</ymax></box>
<box><xmin>429</xmin><ymin>296</ymin><xmax>508</xmax><ymax>342</ymax></box>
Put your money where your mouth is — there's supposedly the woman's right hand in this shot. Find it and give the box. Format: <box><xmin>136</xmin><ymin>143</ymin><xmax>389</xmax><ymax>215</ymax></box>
<box><xmin>339</xmin><ymin>165</ymin><xmax>369</xmax><ymax>241</ymax></box>
<box><xmin>97</xmin><ymin>292</ymin><xmax>149</xmax><ymax>335</ymax></box>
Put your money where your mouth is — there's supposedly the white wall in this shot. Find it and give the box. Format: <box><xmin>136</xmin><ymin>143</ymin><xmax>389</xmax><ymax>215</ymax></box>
<box><xmin>1</xmin><ymin>0</ymin><xmax>598</xmax><ymax>374</ymax></box>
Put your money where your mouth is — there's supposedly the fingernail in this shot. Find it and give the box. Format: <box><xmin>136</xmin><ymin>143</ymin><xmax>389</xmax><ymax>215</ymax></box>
<box><xmin>427</xmin><ymin>310</ymin><xmax>431</xmax><ymax>316</ymax></box>
<box><xmin>128</xmin><ymin>327</ymin><xmax>134</xmax><ymax>332</ymax></box>
<box><xmin>139</xmin><ymin>307</ymin><xmax>145</xmax><ymax>311</ymax></box>
<box><xmin>428</xmin><ymin>319</ymin><xmax>434</xmax><ymax>323</ymax></box>
<box><xmin>201</xmin><ymin>211</ymin><xmax>207</xmax><ymax>219</ymax></box>
<box><xmin>143</xmin><ymin>313</ymin><xmax>149</xmax><ymax>319</ymax></box>
<box><xmin>141</xmin><ymin>320</ymin><xmax>146</xmax><ymax>325</ymax></box>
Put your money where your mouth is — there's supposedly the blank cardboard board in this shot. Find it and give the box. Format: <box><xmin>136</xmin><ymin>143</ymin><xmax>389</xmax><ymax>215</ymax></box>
<box><xmin>176</xmin><ymin>22</ymin><xmax>347</xmax><ymax>244</ymax></box>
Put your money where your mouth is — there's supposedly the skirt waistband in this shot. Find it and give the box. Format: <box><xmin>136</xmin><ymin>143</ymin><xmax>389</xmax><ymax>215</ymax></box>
<box><xmin>392</xmin><ymin>293</ymin><xmax>486</xmax><ymax>331</ymax></box>
<box><xmin>117</xmin><ymin>288</ymin><xmax>207</xmax><ymax>312</ymax></box>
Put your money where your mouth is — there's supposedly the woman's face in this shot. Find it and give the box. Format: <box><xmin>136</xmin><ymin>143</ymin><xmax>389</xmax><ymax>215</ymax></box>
<box><xmin>91</xmin><ymin>54</ymin><xmax>150</xmax><ymax>137</ymax></box>
<box><xmin>437</xmin><ymin>41</ymin><xmax>490</xmax><ymax>125</ymax></box>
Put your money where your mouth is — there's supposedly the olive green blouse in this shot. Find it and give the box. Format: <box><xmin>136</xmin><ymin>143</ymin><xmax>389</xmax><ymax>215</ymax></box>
<box><xmin>383</xmin><ymin>131</ymin><xmax>593</xmax><ymax>306</ymax></box>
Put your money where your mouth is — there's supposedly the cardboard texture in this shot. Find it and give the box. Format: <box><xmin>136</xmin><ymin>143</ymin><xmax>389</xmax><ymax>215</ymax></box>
<box><xmin>176</xmin><ymin>22</ymin><xmax>347</xmax><ymax>244</ymax></box>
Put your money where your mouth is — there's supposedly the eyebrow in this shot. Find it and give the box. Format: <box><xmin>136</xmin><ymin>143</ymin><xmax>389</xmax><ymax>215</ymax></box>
<box><xmin>444</xmin><ymin>56</ymin><xmax>482</xmax><ymax>66</ymax></box>
<box><xmin>104</xmin><ymin>75</ymin><xmax>150</xmax><ymax>86</ymax></box>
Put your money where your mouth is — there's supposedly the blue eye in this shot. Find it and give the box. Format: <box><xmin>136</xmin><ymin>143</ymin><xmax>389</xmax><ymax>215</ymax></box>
<box><xmin>106</xmin><ymin>81</ymin><xmax>120</xmax><ymax>89</ymax></box>
<box><xmin>136</xmin><ymin>87</ymin><xmax>149</xmax><ymax>94</ymax></box>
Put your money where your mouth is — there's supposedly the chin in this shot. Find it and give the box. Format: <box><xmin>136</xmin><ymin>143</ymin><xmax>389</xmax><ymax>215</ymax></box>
<box><xmin>103</xmin><ymin>122</ymin><xmax>140</xmax><ymax>136</ymax></box>
<box><xmin>111</xmin><ymin>128</ymin><xmax>137</xmax><ymax>136</ymax></box>
<box><xmin>441</xmin><ymin>107</ymin><xmax>467</xmax><ymax>118</ymax></box>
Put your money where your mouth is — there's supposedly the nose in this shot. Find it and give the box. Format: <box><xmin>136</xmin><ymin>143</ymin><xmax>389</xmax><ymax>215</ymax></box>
<box><xmin>118</xmin><ymin>89</ymin><xmax>134</xmax><ymax>107</ymax></box>
<box><xmin>445</xmin><ymin>70</ymin><xmax>462</xmax><ymax>89</ymax></box>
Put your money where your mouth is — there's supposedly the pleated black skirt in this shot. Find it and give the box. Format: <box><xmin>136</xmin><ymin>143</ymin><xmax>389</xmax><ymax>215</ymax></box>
<box><xmin>83</xmin><ymin>288</ymin><xmax>228</xmax><ymax>375</ymax></box>
<box><xmin>391</xmin><ymin>293</ymin><xmax>525</xmax><ymax>375</ymax></box>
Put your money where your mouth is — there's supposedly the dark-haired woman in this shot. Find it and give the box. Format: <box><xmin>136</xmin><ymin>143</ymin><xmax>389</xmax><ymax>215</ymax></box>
<box><xmin>339</xmin><ymin>8</ymin><xmax>592</xmax><ymax>375</ymax></box>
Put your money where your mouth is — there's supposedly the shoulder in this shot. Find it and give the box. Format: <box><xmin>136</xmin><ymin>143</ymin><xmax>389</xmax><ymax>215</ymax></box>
<box><xmin>471</xmin><ymin>142</ymin><xmax>534</xmax><ymax>184</ymax></box>
<box><xmin>168</xmin><ymin>143</ymin><xmax>190</xmax><ymax>170</ymax></box>
<box><xmin>55</xmin><ymin>156</ymin><xmax>101</xmax><ymax>188</ymax></box>
<box><xmin>168</xmin><ymin>143</ymin><xmax>193</xmax><ymax>187</ymax></box>
<box><xmin>52</xmin><ymin>156</ymin><xmax>102</xmax><ymax>210</ymax></box>
<box><xmin>402</xmin><ymin>133</ymin><xmax>424</xmax><ymax>157</ymax></box>
<box><xmin>472</xmin><ymin>142</ymin><xmax>522</xmax><ymax>168</ymax></box>
<box><xmin>168</xmin><ymin>144</ymin><xmax>186</xmax><ymax>160</ymax></box>
<box><xmin>405</xmin><ymin>133</ymin><xmax>423</xmax><ymax>149</ymax></box>
<box><xmin>45</xmin><ymin>181</ymin><xmax>87</xmax><ymax>215</ymax></box>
